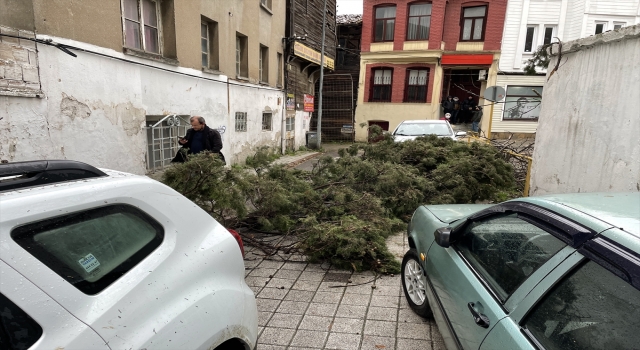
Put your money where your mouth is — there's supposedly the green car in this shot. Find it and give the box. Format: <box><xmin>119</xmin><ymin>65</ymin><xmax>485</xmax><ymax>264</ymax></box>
<box><xmin>402</xmin><ymin>192</ymin><xmax>640</xmax><ymax>350</ymax></box>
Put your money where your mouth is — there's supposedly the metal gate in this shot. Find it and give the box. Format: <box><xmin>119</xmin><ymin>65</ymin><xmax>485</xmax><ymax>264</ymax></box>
<box><xmin>311</xmin><ymin>74</ymin><xmax>355</xmax><ymax>142</ymax></box>
<box><xmin>145</xmin><ymin>115</ymin><xmax>189</xmax><ymax>171</ymax></box>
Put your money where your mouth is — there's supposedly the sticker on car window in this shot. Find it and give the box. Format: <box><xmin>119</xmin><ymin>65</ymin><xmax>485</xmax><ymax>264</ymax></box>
<box><xmin>78</xmin><ymin>253</ymin><xmax>101</xmax><ymax>273</ymax></box>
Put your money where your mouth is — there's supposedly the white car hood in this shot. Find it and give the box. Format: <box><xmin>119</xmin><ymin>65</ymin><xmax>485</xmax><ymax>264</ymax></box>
<box><xmin>394</xmin><ymin>135</ymin><xmax>453</xmax><ymax>142</ymax></box>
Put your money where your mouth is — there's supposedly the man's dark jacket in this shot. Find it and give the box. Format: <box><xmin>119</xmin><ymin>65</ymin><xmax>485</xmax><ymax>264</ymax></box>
<box><xmin>172</xmin><ymin>125</ymin><xmax>225</xmax><ymax>164</ymax></box>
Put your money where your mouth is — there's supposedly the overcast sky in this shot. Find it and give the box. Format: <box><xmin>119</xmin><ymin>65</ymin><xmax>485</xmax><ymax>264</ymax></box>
<box><xmin>337</xmin><ymin>0</ymin><xmax>363</xmax><ymax>15</ymax></box>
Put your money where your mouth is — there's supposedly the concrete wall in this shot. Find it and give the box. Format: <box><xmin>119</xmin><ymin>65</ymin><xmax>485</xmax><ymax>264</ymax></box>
<box><xmin>0</xmin><ymin>38</ymin><xmax>284</xmax><ymax>174</ymax></box>
<box><xmin>530</xmin><ymin>25</ymin><xmax>640</xmax><ymax>195</ymax></box>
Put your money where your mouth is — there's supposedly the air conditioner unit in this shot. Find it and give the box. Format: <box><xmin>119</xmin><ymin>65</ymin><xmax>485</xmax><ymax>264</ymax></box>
<box><xmin>478</xmin><ymin>69</ymin><xmax>487</xmax><ymax>81</ymax></box>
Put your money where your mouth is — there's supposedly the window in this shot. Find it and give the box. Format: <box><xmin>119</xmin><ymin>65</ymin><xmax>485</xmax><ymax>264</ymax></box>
<box><xmin>201</xmin><ymin>17</ymin><xmax>219</xmax><ymax>70</ymax></box>
<box><xmin>11</xmin><ymin>205</ymin><xmax>164</xmax><ymax>295</ymax></box>
<box><xmin>595</xmin><ymin>22</ymin><xmax>606</xmax><ymax>34</ymax></box>
<box><xmin>123</xmin><ymin>0</ymin><xmax>160</xmax><ymax>53</ymax></box>
<box><xmin>407</xmin><ymin>3</ymin><xmax>432</xmax><ymax>41</ymax></box>
<box><xmin>370</xmin><ymin>68</ymin><xmax>393</xmax><ymax>102</ymax></box>
<box><xmin>259</xmin><ymin>45</ymin><xmax>269</xmax><ymax>83</ymax></box>
<box><xmin>543</xmin><ymin>26</ymin><xmax>555</xmax><ymax>45</ymax></box>
<box><xmin>405</xmin><ymin>68</ymin><xmax>429</xmax><ymax>102</ymax></box>
<box><xmin>235</xmin><ymin>112</ymin><xmax>247</xmax><ymax>132</ymax></box>
<box><xmin>503</xmin><ymin>86</ymin><xmax>543</xmax><ymax>120</ymax></box>
<box><xmin>461</xmin><ymin>6</ymin><xmax>487</xmax><ymax>41</ymax></box>
<box><xmin>613</xmin><ymin>22</ymin><xmax>625</xmax><ymax>30</ymax></box>
<box><xmin>455</xmin><ymin>213</ymin><xmax>566</xmax><ymax>301</ymax></box>
<box><xmin>524</xmin><ymin>261</ymin><xmax>640</xmax><ymax>350</ymax></box>
<box><xmin>277</xmin><ymin>53</ymin><xmax>283</xmax><ymax>86</ymax></box>
<box><xmin>236</xmin><ymin>33</ymin><xmax>248</xmax><ymax>78</ymax></box>
<box><xmin>524</xmin><ymin>26</ymin><xmax>536</xmax><ymax>52</ymax></box>
<box><xmin>374</xmin><ymin>6</ymin><xmax>396</xmax><ymax>42</ymax></box>
<box><xmin>286</xmin><ymin>116</ymin><xmax>295</xmax><ymax>131</ymax></box>
<box><xmin>0</xmin><ymin>293</ymin><xmax>43</xmax><ymax>350</ymax></box>
<box><xmin>262</xmin><ymin>113</ymin><xmax>272</xmax><ymax>131</ymax></box>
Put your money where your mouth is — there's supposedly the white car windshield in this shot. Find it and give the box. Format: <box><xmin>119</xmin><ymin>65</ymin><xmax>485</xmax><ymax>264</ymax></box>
<box><xmin>394</xmin><ymin>123</ymin><xmax>452</xmax><ymax>137</ymax></box>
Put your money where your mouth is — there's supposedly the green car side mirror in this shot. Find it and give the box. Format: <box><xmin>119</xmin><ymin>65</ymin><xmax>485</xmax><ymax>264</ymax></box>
<box><xmin>434</xmin><ymin>227</ymin><xmax>452</xmax><ymax>248</ymax></box>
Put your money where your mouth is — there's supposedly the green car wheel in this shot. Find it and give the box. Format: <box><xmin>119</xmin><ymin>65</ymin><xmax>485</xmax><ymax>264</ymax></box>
<box><xmin>402</xmin><ymin>249</ymin><xmax>433</xmax><ymax>319</ymax></box>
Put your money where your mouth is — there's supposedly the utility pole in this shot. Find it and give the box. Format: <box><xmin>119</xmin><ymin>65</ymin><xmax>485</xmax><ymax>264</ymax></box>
<box><xmin>316</xmin><ymin>0</ymin><xmax>327</xmax><ymax>149</ymax></box>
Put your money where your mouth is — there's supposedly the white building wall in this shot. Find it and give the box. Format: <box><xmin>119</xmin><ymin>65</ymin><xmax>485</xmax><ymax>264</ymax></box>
<box><xmin>0</xmin><ymin>37</ymin><xmax>284</xmax><ymax>174</ymax></box>
<box><xmin>530</xmin><ymin>26</ymin><xmax>640</xmax><ymax>195</ymax></box>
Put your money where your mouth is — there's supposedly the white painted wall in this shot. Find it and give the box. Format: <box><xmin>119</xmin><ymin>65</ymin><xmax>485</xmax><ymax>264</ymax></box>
<box><xmin>530</xmin><ymin>26</ymin><xmax>640</xmax><ymax>195</ymax></box>
<box><xmin>0</xmin><ymin>37</ymin><xmax>286</xmax><ymax>174</ymax></box>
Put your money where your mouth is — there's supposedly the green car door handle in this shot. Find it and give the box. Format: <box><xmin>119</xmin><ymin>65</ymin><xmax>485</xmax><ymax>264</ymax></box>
<box><xmin>467</xmin><ymin>302</ymin><xmax>490</xmax><ymax>328</ymax></box>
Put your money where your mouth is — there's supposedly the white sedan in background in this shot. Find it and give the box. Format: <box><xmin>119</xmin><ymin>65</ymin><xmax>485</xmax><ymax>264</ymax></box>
<box><xmin>392</xmin><ymin>120</ymin><xmax>467</xmax><ymax>142</ymax></box>
<box><xmin>0</xmin><ymin>160</ymin><xmax>257</xmax><ymax>350</ymax></box>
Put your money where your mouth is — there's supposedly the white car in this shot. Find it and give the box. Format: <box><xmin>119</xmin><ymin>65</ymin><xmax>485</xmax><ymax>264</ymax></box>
<box><xmin>391</xmin><ymin>119</ymin><xmax>466</xmax><ymax>142</ymax></box>
<box><xmin>0</xmin><ymin>160</ymin><xmax>258</xmax><ymax>350</ymax></box>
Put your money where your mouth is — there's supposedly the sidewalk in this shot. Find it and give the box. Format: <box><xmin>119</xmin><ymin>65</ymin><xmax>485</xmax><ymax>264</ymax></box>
<box><xmin>244</xmin><ymin>231</ymin><xmax>444</xmax><ymax>350</ymax></box>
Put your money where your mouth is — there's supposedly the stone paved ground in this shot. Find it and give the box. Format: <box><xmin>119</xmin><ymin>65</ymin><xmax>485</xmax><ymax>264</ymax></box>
<box><xmin>243</xmin><ymin>230</ymin><xmax>445</xmax><ymax>350</ymax></box>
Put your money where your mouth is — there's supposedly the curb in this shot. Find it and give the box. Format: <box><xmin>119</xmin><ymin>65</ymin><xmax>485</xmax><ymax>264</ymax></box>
<box><xmin>282</xmin><ymin>152</ymin><xmax>322</xmax><ymax>169</ymax></box>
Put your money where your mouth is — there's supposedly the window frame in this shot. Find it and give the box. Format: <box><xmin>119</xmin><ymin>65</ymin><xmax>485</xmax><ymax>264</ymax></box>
<box><xmin>201</xmin><ymin>21</ymin><xmax>209</xmax><ymax>68</ymax></box>
<box><xmin>373</xmin><ymin>5</ymin><xmax>397</xmax><ymax>42</ymax></box>
<box><xmin>260</xmin><ymin>0</ymin><xmax>272</xmax><ymax>11</ymax></box>
<box><xmin>121</xmin><ymin>0</ymin><xmax>163</xmax><ymax>54</ymax></box>
<box><xmin>459</xmin><ymin>5</ymin><xmax>488</xmax><ymax>42</ymax></box>
<box><xmin>262</xmin><ymin>112</ymin><xmax>272</xmax><ymax>131</ymax></box>
<box><xmin>235</xmin><ymin>112</ymin><xmax>247</xmax><ymax>132</ymax></box>
<box><xmin>406</xmin><ymin>2</ymin><xmax>432</xmax><ymax>41</ymax></box>
<box><xmin>595</xmin><ymin>21</ymin><xmax>607</xmax><ymax>34</ymax></box>
<box><xmin>404</xmin><ymin>68</ymin><xmax>429</xmax><ymax>103</ymax></box>
<box><xmin>524</xmin><ymin>25</ymin><xmax>536</xmax><ymax>52</ymax></box>
<box><xmin>236</xmin><ymin>33</ymin><xmax>248</xmax><ymax>78</ymax></box>
<box><xmin>286</xmin><ymin>116</ymin><xmax>295</xmax><ymax>132</ymax></box>
<box><xmin>11</xmin><ymin>204</ymin><xmax>165</xmax><ymax>295</ymax></box>
<box><xmin>542</xmin><ymin>25</ymin><xmax>556</xmax><ymax>45</ymax></box>
<box><xmin>276</xmin><ymin>53</ymin><xmax>283</xmax><ymax>87</ymax></box>
<box><xmin>369</xmin><ymin>67</ymin><xmax>393</xmax><ymax>102</ymax></box>
<box><xmin>613</xmin><ymin>22</ymin><xmax>626</xmax><ymax>30</ymax></box>
<box><xmin>259</xmin><ymin>45</ymin><xmax>269</xmax><ymax>84</ymax></box>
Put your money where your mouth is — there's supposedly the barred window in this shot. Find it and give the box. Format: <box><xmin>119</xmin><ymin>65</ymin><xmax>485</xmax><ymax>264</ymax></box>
<box><xmin>370</xmin><ymin>68</ymin><xmax>393</xmax><ymax>102</ymax></box>
<box><xmin>286</xmin><ymin>116</ymin><xmax>295</xmax><ymax>131</ymax></box>
<box><xmin>235</xmin><ymin>112</ymin><xmax>247</xmax><ymax>132</ymax></box>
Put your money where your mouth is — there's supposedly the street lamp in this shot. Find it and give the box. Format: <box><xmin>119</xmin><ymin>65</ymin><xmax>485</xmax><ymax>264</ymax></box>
<box><xmin>317</xmin><ymin>0</ymin><xmax>327</xmax><ymax>149</ymax></box>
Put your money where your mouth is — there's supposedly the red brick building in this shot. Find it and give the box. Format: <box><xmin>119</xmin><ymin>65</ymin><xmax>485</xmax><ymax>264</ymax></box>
<box><xmin>354</xmin><ymin>0</ymin><xmax>507</xmax><ymax>141</ymax></box>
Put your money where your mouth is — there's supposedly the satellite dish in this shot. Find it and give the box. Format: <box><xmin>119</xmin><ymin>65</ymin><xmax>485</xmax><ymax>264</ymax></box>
<box><xmin>484</xmin><ymin>86</ymin><xmax>506</xmax><ymax>102</ymax></box>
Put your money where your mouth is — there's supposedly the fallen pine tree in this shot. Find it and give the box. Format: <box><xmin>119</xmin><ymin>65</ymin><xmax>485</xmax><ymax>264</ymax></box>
<box><xmin>162</xmin><ymin>132</ymin><xmax>518</xmax><ymax>274</ymax></box>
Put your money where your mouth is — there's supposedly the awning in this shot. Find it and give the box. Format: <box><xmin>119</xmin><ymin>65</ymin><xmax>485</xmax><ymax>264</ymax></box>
<box><xmin>294</xmin><ymin>42</ymin><xmax>335</xmax><ymax>70</ymax></box>
<box><xmin>441</xmin><ymin>54</ymin><xmax>494</xmax><ymax>65</ymax></box>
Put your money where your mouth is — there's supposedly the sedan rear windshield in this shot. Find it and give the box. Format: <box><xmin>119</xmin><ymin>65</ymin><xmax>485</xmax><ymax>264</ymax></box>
<box><xmin>394</xmin><ymin>123</ymin><xmax>452</xmax><ymax>136</ymax></box>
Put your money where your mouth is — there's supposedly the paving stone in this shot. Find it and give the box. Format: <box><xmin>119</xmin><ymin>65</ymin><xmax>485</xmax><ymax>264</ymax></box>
<box><xmin>324</xmin><ymin>332</ymin><xmax>361</xmax><ymax>350</ymax></box>
<box><xmin>280</xmin><ymin>261</ymin><xmax>307</xmax><ymax>270</ymax></box>
<box><xmin>284</xmin><ymin>290</ymin><xmax>315</xmax><ymax>302</ymax></box>
<box><xmin>304</xmin><ymin>263</ymin><xmax>330</xmax><ymax>272</ymax></box>
<box><xmin>363</xmin><ymin>320</ymin><xmax>397</xmax><ymax>337</ymax></box>
<box><xmin>340</xmin><ymin>292</ymin><xmax>370</xmax><ymax>306</ymax></box>
<box><xmin>249</xmin><ymin>267</ymin><xmax>278</xmax><ymax>278</ymax></box>
<box><xmin>299</xmin><ymin>315</ymin><xmax>333</xmax><ymax>331</ymax></box>
<box><xmin>318</xmin><ymin>281</ymin><xmax>346</xmax><ymax>293</ymax></box>
<box><xmin>396</xmin><ymin>338</ymin><xmax>432</xmax><ymax>350</ymax></box>
<box><xmin>292</xmin><ymin>279</ymin><xmax>321</xmax><ymax>291</ymax></box>
<box><xmin>330</xmin><ymin>317</ymin><xmax>364</xmax><ymax>334</ymax></box>
<box><xmin>360</xmin><ymin>335</ymin><xmax>395</xmax><ymax>350</ymax></box>
<box><xmin>249</xmin><ymin>285</ymin><xmax>263</xmax><ymax>295</ymax></box>
<box><xmin>375</xmin><ymin>275</ymin><xmax>401</xmax><ymax>286</ymax></box>
<box><xmin>257</xmin><ymin>287</ymin><xmax>288</xmax><ymax>300</ymax></box>
<box><xmin>245</xmin><ymin>276</ymin><xmax>270</xmax><ymax>287</ymax></box>
<box><xmin>258</xmin><ymin>327</ymin><xmax>295</xmax><ymax>346</ymax></box>
<box><xmin>244</xmin><ymin>258</ymin><xmax>262</xmax><ymax>269</ymax></box>
<box><xmin>432</xmin><ymin>341</ymin><xmax>447</xmax><ymax>350</ymax></box>
<box><xmin>273</xmin><ymin>268</ymin><xmax>303</xmax><ymax>280</ymax></box>
<box><xmin>298</xmin><ymin>271</ymin><xmax>327</xmax><ymax>281</ymax></box>
<box><xmin>290</xmin><ymin>330</ymin><xmax>328</xmax><ymax>348</ymax></box>
<box><xmin>267</xmin><ymin>312</ymin><xmax>303</xmax><ymax>329</ymax></box>
<box><xmin>366</xmin><ymin>306</ymin><xmax>398</xmax><ymax>322</ymax></box>
<box><xmin>399</xmin><ymin>295</ymin><xmax>410</xmax><ymax>309</ymax></box>
<box><xmin>396</xmin><ymin>322</ymin><xmax>430</xmax><ymax>340</ymax></box>
<box><xmin>372</xmin><ymin>285</ymin><xmax>402</xmax><ymax>297</ymax></box>
<box><xmin>342</xmin><ymin>283</ymin><xmax>375</xmax><ymax>295</ymax></box>
<box><xmin>397</xmin><ymin>308</ymin><xmax>429</xmax><ymax>323</ymax></box>
<box><xmin>305</xmin><ymin>302</ymin><xmax>338</xmax><ymax>317</ymax></box>
<box><xmin>432</xmin><ymin>326</ymin><xmax>445</xmax><ymax>343</ymax></box>
<box><xmin>323</xmin><ymin>272</ymin><xmax>352</xmax><ymax>283</ymax></box>
<box><xmin>335</xmin><ymin>304</ymin><xmax>367</xmax><ymax>319</ymax></box>
<box><xmin>312</xmin><ymin>291</ymin><xmax>343</xmax><ymax>304</ymax></box>
<box><xmin>275</xmin><ymin>300</ymin><xmax>308</xmax><ymax>315</ymax></box>
<box><xmin>258</xmin><ymin>311</ymin><xmax>273</xmax><ymax>327</ymax></box>
<box><xmin>370</xmin><ymin>295</ymin><xmax>400</xmax><ymax>308</ymax></box>
<box><xmin>258</xmin><ymin>260</ymin><xmax>285</xmax><ymax>269</ymax></box>
<box><xmin>264</xmin><ymin>277</ymin><xmax>295</xmax><ymax>290</ymax></box>
<box><xmin>256</xmin><ymin>298</ymin><xmax>281</xmax><ymax>312</ymax></box>
<box><xmin>256</xmin><ymin>345</ymin><xmax>286</xmax><ymax>350</ymax></box>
